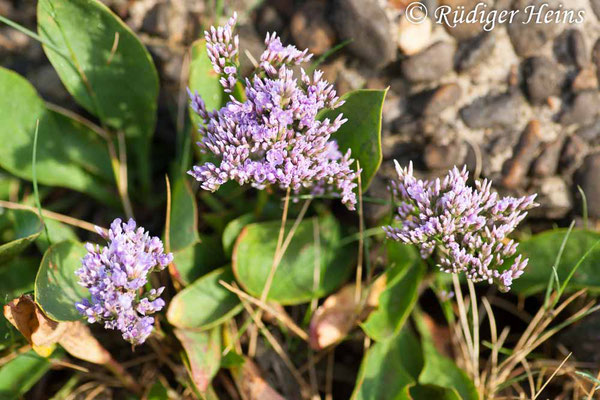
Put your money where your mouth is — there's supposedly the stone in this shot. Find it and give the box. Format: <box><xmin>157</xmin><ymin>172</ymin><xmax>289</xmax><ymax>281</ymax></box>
<box><xmin>410</xmin><ymin>83</ymin><xmax>462</xmax><ymax>116</ymax></box>
<box><xmin>575</xmin><ymin>120</ymin><xmax>600</xmax><ymax>145</ymax></box>
<box><xmin>424</xmin><ymin>141</ymin><xmax>464</xmax><ymax>170</ymax></box>
<box><xmin>572</xmin><ymin>67</ymin><xmax>598</xmax><ymax>92</ymax></box>
<box><xmin>560</xmin><ymin>135</ymin><xmax>588</xmax><ymax>173</ymax></box>
<box><xmin>532</xmin><ymin>138</ymin><xmax>564</xmax><ymax>177</ymax></box>
<box><xmin>454</xmin><ymin>32</ymin><xmax>496</xmax><ymax>72</ymax></box>
<box><xmin>592</xmin><ymin>39</ymin><xmax>600</xmax><ymax>83</ymax></box>
<box><xmin>537</xmin><ymin>177</ymin><xmax>572</xmax><ymax>219</ymax></box>
<box><xmin>437</xmin><ymin>0</ymin><xmax>483</xmax><ymax>40</ymax></box>
<box><xmin>522</xmin><ymin>57</ymin><xmax>564</xmax><ymax>105</ymax></box>
<box><xmin>501</xmin><ymin>120</ymin><xmax>542</xmax><ymax>189</ymax></box>
<box><xmin>554</xmin><ymin>29</ymin><xmax>588</xmax><ymax>67</ymax></box>
<box><xmin>256</xmin><ymin>5</ymin><xmax>285</xmax><ymax>37</ymax></box>
<box><xmin>460</xmin><ymin>91</ymin><xmax>525</xmax><ymax>129</ymax></box>
<box><xmin>592</xmin><ymin>0</ymin><xmax>600</xmax><ymax>21</ymax></box>
<box><xmin>397</xmin><ymin>12</ymin><xmax>432</xmax><ymax>56</ymax></box>
<box><xmin>331</xmin><ymin>0</ymin><xmax>396</xmax><ymax>69</ymax></box>
<box><xmin>401</xmin><ymin>41</ymin><xmax>455</xmax><ymax>83</ymax></box>
<box><xmin>290</xmin><ymin>1</ymin><xmax>335</xmax><ymax>56</ymax></box>
<box><xmin>560</xmin><ymin>91</ymin><xmax>600</xmax><ymax>127</ymax></box>
<box><xmin>575</xmin><ymin>152</ymin><xmax>600</xmax><ymax>218</ymax></box>
<box><xmin>507</xmin><ymin>0</ymin><xmax>564</xmax><ymax>57</ymax></box>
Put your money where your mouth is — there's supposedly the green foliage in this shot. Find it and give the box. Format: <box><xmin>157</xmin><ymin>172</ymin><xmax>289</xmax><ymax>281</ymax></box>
<box><xmin>174</xmin><ymin>327</ymin><xmax>221</xmax><ymax>393</ymax></box>
<box><xmin>171</xmin><ymin>235</ymin><xmax>226</xmax><ymax>286</ymax></box>
<box><xmin>188</xmin><ymin>39</ymin><xmax>224</xmax><ymax>118</ymax></box>
<box><xmin>361</xmin><ymin>243</ymin><xmax>424</xmax><ymax>341</ymax></box>
<box><xmin>512</xmin><ymin>229</ymin><xmax>600</xmax><ymax>295</ymax></box>
<box><xmin>169</xmin><ymin>176</ymin><xmax>200</xmax><ymax>252</ymax></box>
<box><xmin>35</xmin><ymin>240</ymin><xmax>88</xmax><ymax>321</ymax></box>
<box><xmin>0</xmin><ymin>68</ymin><xmax>114</xmax><ymax>202</ymax></box>
<box><xmin>0</xmin><ymin>257</ymin><xmax>39</xmax><ymax>298</ymax></box>
<box><xmin>167</xmin><ymin>267</ymin><xmax>242</xmax><ymax>330</ymax></box>
<box><xmin>0</xmin><ymin>209</ymin><xmax>43</xmax><ymax>265</ymax></box>
<box><xmin>319</xmin><ymin>89</ymin><xmax>387</xmax><ymax>190</ymax></box>
<box><xmin>222</xmin><ymin>213</ymin><xmax>256</xmax><ymax>257</ymax></box>
<box><xmin>0</xmin><ymin>350</ymin><xmax>53</xmax><ymax>399</ymax></box>
<box><xmin>37</xmin><ymin>0</ymin><xmax>159</xmax><ymax>187</ymax></box>
<box><xmin>232</xmin><ymin>214</ymin><xmax>355</xmax><ymax>305</ymax></box>
<box><xmin>35</xmin><ymin>219</ymin><xmax>78</xmax><ymax>253</ymax></box>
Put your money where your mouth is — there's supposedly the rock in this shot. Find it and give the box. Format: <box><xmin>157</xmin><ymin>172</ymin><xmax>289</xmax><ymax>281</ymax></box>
<box><xmin>437</xmin><ymin>0</ymin><xmax>483</xmax><ymax>40</ymax></box>
<box><xmin>410</xmin><ymin>83</ymin><xmax>461</xmax><ymax>116</ymax></box>
<box><xmin>537</xmin><ymin>177</ymin><xmax>572</xmax><ymax>219</ymax></box>
<box><xmin>401</xmin><ymin>41</ymin><xmax>455</xmax><ymax>82</ymax></box>
<box><xmin>560</xmin><ymin>91</ymin><xmax>600</xmax><ymax>127</ymax></box>
<box><xmin>532</xmin><ymin>138</ymin><xmax>564</xmax><ymax>177</ymax></box>
<box><xmin>290</xmin><ymin>1</ymin><xmax>335</xmax><ymax>56</ymax></box>
<box><xmin>576</xmin><ymin>120</ymin><xmax>600</xmax><ymax>144</ymax></box>
<box><xmin>460</xmin><ymin>91</ymin><xmax>525</xmax><ymax>129</ymax></box>
<box><xmin>592</xmin><ymin>0</ymin><xmax>600</xmax><ymax>21</ymax></box>
<box><xmin>454</xmin><ymin>32</ymin><xmax>496</xmax><ymax>72</ymax></box>
<box><xmin>592</xmin><ymin>39</ymin><xmax>600</xmax><ymax>83</ymax></box>
<box><xmin>507</xmin><ymin>0</ymin><xmax>564</xmax><ymax>57</ymax></box>
<box><xmin>554</xmin><ymin>29</ymin><xmax>588</xmax><ymax>67</ymax></box>
<box><xmin>256</xmin><ymin>5</ymin><xmax>285</xmax><ymax>37</ymax></box>
<box><xmin>572</xmin><ymin>67</ymin><xmax>598</xmax><ymax>92</ymax></box>
<box><xmin>424</xmin><ymin>141</ymin><xmax>464</xmax><ymax>170</ymax></box>
<box><xmin>522</xmin><ymin>56</ymin><xmax>565</xmax><ymax>105</ymax></box>
<box><xmin>331</xmin><ymin>0</ymin><xmax>396</xmax><ymax>69</ymax></box>
<box><xmin>397</xmin><ymin>12</ymin><xmax>432</xmax><ymax>56</ymax></box>
<box><xmin>501</xmin><ymin>120</ymin><xmax>542</xmax><ymax>189</ymax></box>
<box><xmin>575</xmin><ymin>152</ymin><xmax>600</xmax><ymax>218</ymax></box>
<box><xmin>560</xmin><ymin>135</ymin><xmax>588</xmax><ymax>173</ymax></box>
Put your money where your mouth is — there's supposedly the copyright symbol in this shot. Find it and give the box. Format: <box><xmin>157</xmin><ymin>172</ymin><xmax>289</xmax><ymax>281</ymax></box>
<box><xmin>405</xmin><ymin>2</ymin><xmax>428</xmax><ymax>24</ymax></box>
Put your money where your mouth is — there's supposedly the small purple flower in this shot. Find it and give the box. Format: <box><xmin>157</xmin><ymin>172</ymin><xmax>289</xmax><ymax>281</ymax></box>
<box><xmin>384</xmin><ymin>162</ymin><xmax>538</xmax><ymax>292</ymax></box>
<box><xmin>188</xmin><ymin>15</ymin><xmax>359</xmax><ymax>209</ymax></box>
<box><xmin>75</xmin><ymin>218</ymin><xmax>173</xmax><ymax>345</ymax></box>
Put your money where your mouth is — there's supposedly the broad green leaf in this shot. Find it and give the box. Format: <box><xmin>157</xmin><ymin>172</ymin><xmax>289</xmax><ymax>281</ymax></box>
<box><xmin>0</xmin><ymin>209</ymin><xmax>43</xmax><ymax>264</ymax></box>
<box><xmin>35</xmin><ymin>219</ymin><xmax>78</xmax><ymax>253</ymax></box>
<box><xmin>0</xmin><ymin>350</ymin><xmax>53</xmax><ymax>398</ymax></box>
<box><xmin>175</xmin><ymin>327</ymin><xmax>221</xmax><ymax>393</ymax></box>
<box><xmin>232</xmin><ymin>215</ymin><xmax>355</xmax><ymax>305</ymax></box>
<box><xmin>37</xmin><ymin>0</ymin><xmax>159</xmax><ymax>186</ymax></box>
<box><xmin>0</xmin><ymin>68</ymin><xmax>114</xmax><ymax>202</ymax></box>
<box><xmin>0</xmin><ymin>257</ymin><xmax>39</xmax><ymax>298</ymax></box>
<box><xmin>147</xmin><ymin>381</ymin><xmax>169</xmax><ymax>400</ymax></box>
<box><xmin>512</xmin><ymin>229</ymin><xmax>600</xmax><ymax>295</ymax></box>
<box><xmin>171</xmin><ymin>235</ymin><xmax>226</xmax><ymax>286</ymax></box>
<box><xmin>409</xmin><ymin>385</ymin><xmax>461</xmax><ymax>400</ymax></box>
<box><xmin>188</xmin><ymin>39</ymin><xmax>224</xmax><ymax>118</ymax></box>
<box><xmin>35</xmin><ymin>241</ymin><xmax>88</xmax><ymax>321</ymax></box>
<box><xmin>319</xmin><ymin>89</ymin><xmax>387</xmax><ymax>190</ymax></box>
<box><xmin>361</xmin><ymin>258</ymin><xmax>425</xmax><ymax>341</ymax></box>
<box><xmin>415</xmin><ymin>312</ymin><xmax>478</xmax><ymax>400</ymax></box>
<box><xmin>167</xmin><ymin>267</ymin><xmax>242</xmax><ymax>330</ymax></box>
<box><xmin>222</xmin><ymin>213</ymin><xmax>256</xmax><ymax>257</ymax></box>
<box><xmin>352</xmin><ymin>328</ymin><xmax>423</xmax><ymax>400</ymax></box>
<box><xmin>169</xmin><ymin>176</ymin><xmax>199</xmax><ymax>252</ymax></box>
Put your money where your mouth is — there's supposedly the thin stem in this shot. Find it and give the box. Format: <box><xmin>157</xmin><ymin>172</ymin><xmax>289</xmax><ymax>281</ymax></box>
<box><xmin>453</xmin><ymin>274</ymin><xmax>475</xmax><ymax>377</ymax></box>
<box><xmin>116</xmin><ymin>131</ymin><xmax>133</xmax><ymax>219</ymax></box>
<box><xmin>0</xmin><ymin>200</ymin><xmax>104</xmax><ymax>234</ymax></box>
<box><xmin>293</xmin><ymin>193</ymin><xmax>392</xmax><ymax>206</ymax></box>
<box><xmin>0</xmin><ymin>15</ymin><xmax>69</xmax><ymax>58</ymax></box>
<box><xmin>355</xmin><ymin>163</ymin><xmax>364</xmax><ymax>304</ymax></box>
<box><xmin>32</xmin><ymin>119</ymin><xmax>51</xmax><ymax>246</ymax></box>
<box><xmin>467</xmin><ymin>279</ymin><xmax>480</xmax><ymax>387</ymax></box>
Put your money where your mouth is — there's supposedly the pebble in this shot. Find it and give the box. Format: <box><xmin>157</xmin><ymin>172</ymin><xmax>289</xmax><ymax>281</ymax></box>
<box><xmin>538</xmin><ymin>177</ymin><xmax>572</xmax><ymax>219</ymax></box>
<box><xmin>397</xmin><ymin>12</ymin><xmax>432</xmax><ymax>56</ymax></box>
<box><xmin>522</xmin><ymin>56</ymin><xmax>564</xmax><ymax>105</ymax></box>
<box><xmin>507</xmin><ymin>0</ymin><xmax>563</xmax><ymax>57</ymax></box>
<box><xmin>575</xmin><ymin>120</ymin><xmax>600</xmax><ymax>144</ymax></box>
<box><xmin>559</xmin><ymin>91</ymin><xmax>600</xmax><ymax>127</ymax></box>
<box><xmin>437</xmin><ymin>0</ymin><xmax>483</xmax><ymax>40</ymax></box>
<box><xmin>460</xmin><ymin>91</ymin><xmax>525</xmax><ymax>129</ymax></box>
<box><xmin>592</xmin><ymin>0</ymin><xmax>600</xmax><ymax>21</ymax></box>
<box><xmin>410</xmin><ymin>83</ymin><xmax>462</xmax><ymax>117</ymax></box>
<box><xmin>532</xmin><ymin>138</ymin><xmax>564</xmax><ymax>177</ymax></box>
<box><xmin>331</xmin><ymin>0</ymin><xmax>396</xmax><ymax>69</ymax></box>
<box><xmin>401</xmin><ymin>41</ymin><xmax>455</xmax><ymax>82</ymax></box>
<box><xmin>424</xmin><ymin>141</ymin><xmax>464</xmax><ymax>170</ymax></box>
<box><xmin>592</xmin><ymin>39</ymin><xmax>600</xmax><ymax>82</ymax></box>
<box><xmin>575</xmin><ymin>152</ymin><xmax>600</xmax><ymax>218</ymax></box>
<box><xmin>554</xmin><ymin>29</ymin><xmax>588</xmax><ymax>67</ymax></box>
<box><xmin>290</xmin><ymin>1</ymin><xmax>335</xmax><ymax>56</ymax></box>
<box><xmin>560</xmin><ymin>135</ymin><xmax>588</xmax><ymax>174</ymax></box>
<box><xmin>454</xmin><ymin>32</ymin><xmax>496</xmax><ymax>72</ymax></box>
<box><xmin>501</xmin><ymin>120</ymin><xmax>542</xmax><ymax>189</ymax></box>
<box><xmin>572</xmin><ymin>67</ymin><xmax>598</xmax><ymax>92</ymax></box>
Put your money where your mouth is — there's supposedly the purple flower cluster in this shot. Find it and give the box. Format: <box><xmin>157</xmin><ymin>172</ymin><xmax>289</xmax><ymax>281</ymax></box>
<box><xmin>384</xmin><ymin>162</ymin><xmax>538</xmax><ymax>291</ymax></box>
<box><xmin>189</xmin><ymin>14</ymin><xmax>359</xmax><ymax>209</ymax></box>
<box><xmin>75</xmin><ymin>218</ymin><xmax>173</xmax><ymax>345</ymax></box>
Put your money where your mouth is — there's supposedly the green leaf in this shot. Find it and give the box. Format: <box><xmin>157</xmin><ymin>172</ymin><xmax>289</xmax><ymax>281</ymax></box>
<box><xmin>188</xmin><ymin>39</ymin><xmax>225</xmax><ymax>118</ymax></box>
<box><xmin>415</xmin><ymin>312</ymin><xmax>478</xmax><ymax>400</ymax></box>
<box><xmin>0</xmin><ymin>350</ymin><xmax>53</xmax><ymax>398</ymax></box>
<box><xmin>0</xmin><ymin>209</ymin><xmax>43</xmax><ymax>264</ymax></box>
<box><xmin>171</xmin><ymin>235</ymin><xmax>226</xmax><ymax>286</ymax></box>
<box><xmin>361</xmin><ymin>253</ymin><xmax>425</xmax><ymax>341</ymax></box>
<box><xmin>167</xmin><ymin>267</ymin><xmax>242</xmax><ymax>330</ymax></box>
<box><xmin>37</xmin><ymin>0</ymin><xmax>159</xmax><ymax>186</ymax></box>
<box><xmin>0</xmin><ymin>257</ymin><xmax>39</xmax><ymax>298</ymax></box>
<box><xmin>409</xmin><ymin>385</ymin><xmax>461</xmax><ymax>400</ymax></box>
<box><xmin>222</xmin><ymin>213</ymin><xmax>256</xmax><ymax>257</ymax></box>
<box><xmin>169</xmin><ymin>176</ymin><xmax>199</xmax><ymax>252</ymax></box>
<box><xmin>319</xmin><ymin>89</ymin><xmax>387</xmax><ymax>190</ymax></box>
<box><xmin>0</xmin><ymin>68</ymin><xmax>115</xmax><ymax>202</ymax></box>
<box><xmin>352</xmin><ymin>328</ymin><xmax>423</xmax><ymax>400</ymax></box>
<box><xmin>35</xmin><ymin>219</ymin><xmax>78</xmax><ymax>253</ymax></box>
<box><xmin>512</xmin><ymin>229</ymin><xmax>600</xmax><ymax>295</ymax></box>
<box><xmin>35</xmin><ymin>241</ymin><xmax>88</xmax><ymax>321</ymax></box>
<box><xmin>232</xmin><ymin>215</ymin><xmax>355</xmax><ymax>305</ymax></box>
<box><xmin>175</xmin><ymin>327</ymin><xmax>221</xmax><ymax>393</ymax></box>
<box><xmin>147</xmin><ymin>382</ymin><xmax>169</xmax><ymax>400</ymax></box>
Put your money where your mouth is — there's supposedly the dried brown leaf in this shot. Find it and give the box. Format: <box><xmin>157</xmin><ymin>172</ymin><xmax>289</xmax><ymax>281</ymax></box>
<box><xmin>309</xmin><ymin>284</ymin><xmax>359</xmax><ymax>350</ymax></box>
<box><xmin>58</xmin><ymin>321</ymin><xmax>111</xmax><ymax>364</ymax></box>
<box><xmin>231</xmin><ymin>357</ymin><xmax>285</xmax><ymax>400</ymax></box>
